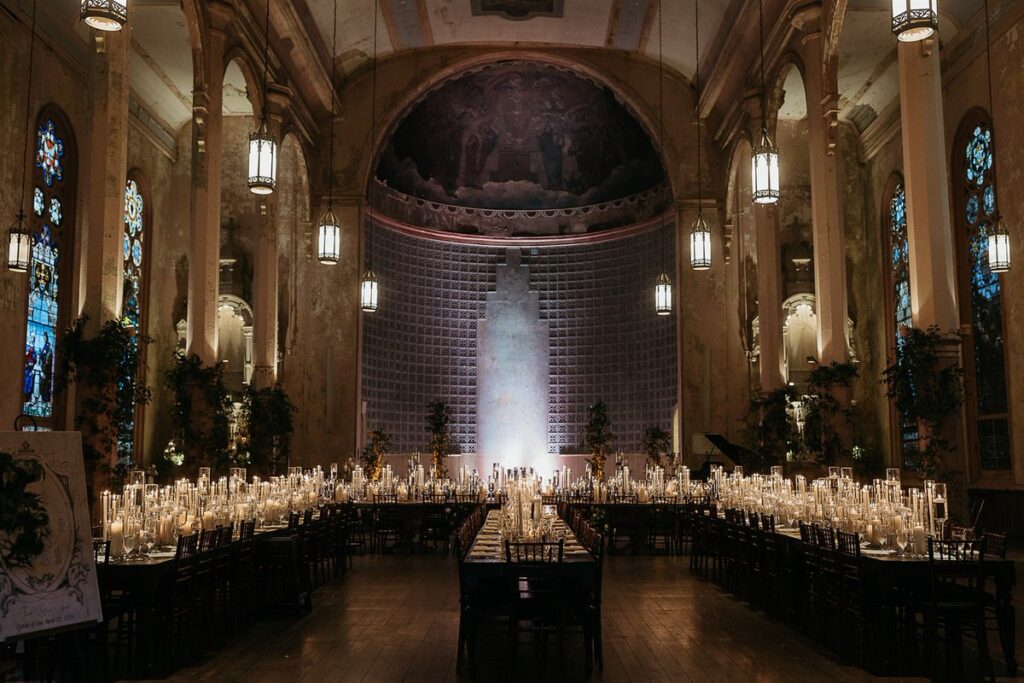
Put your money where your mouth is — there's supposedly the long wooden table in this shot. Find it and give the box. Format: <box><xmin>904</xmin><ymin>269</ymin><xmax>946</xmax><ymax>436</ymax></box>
<box><xmin>695</xmin><ymin>512</ymin><xmax>1017</xmax><ymax>676</ymax></box>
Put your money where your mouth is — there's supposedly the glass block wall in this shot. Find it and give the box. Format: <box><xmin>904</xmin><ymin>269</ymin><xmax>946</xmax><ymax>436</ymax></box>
<box><xmin>361</xmin><ymin>222</ymin><xmax>678</xmax><ymax>454</ymax></box>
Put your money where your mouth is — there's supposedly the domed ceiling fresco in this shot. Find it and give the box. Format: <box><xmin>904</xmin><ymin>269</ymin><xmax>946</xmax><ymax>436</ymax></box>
<box><xmin>375</xmin><ymin>61</ymin><xmax>666</xmax><ymax>213</ymax></box>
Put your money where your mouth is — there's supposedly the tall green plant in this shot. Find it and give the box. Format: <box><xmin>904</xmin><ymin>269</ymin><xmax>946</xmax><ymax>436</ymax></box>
<box><xmin>802</xmin><ymin>361</ymin><xmax>859</xmax><ymax>465</ymax></box>
<box><xmin>640</xmin><ymin>426</ymin><xmax>671</xmax><ymax>468</ymax></box>
<box><xmin>363</xmin><ymin>429</ymin><xmax>392</xmax><ymax>481</ymax></box>
<box><xmin>584</xmin><ymin>401</ymin><xmax>614</xmax><ymax>480</ymax></box>
<box><xmin>425</xmin><ymin>400</ymin><xmax>453</xmax><ymax>477</ymax></box>
<box><xmin>165</xmin><ymin>353</ymin><xmax>231</xmax><ymax>473</ymax></box>
<box><xmin>882</xmin><ymin>326</ymin><xmax>964</xmax><ymax>479</ymax></box>
<box><xmin>55</xmin><ymin>316</ymin><xmax>151</xmax><ymax>496</ymax></box>
<box><xmin>747</xmin><ymin>387</ymin><xmax>796</xmax><ymax>471</ymax></box>
<box><xmin>242</xmin><ymin>385</ymin><xmax>296</xmax><ymax>476</ymax></box>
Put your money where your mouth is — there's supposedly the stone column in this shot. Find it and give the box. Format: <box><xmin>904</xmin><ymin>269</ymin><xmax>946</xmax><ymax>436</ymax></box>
<box><xmin>251</xmin><ymin>88</ymin><xmax>291</xmax><ymax>390</ymax></box>
<box><xmin>898</xmin><ymin>38</ymin><xmax>966</xmax><ymax>501</ymax></box>
<box><xmin>252</xmin><ymin>229</ymin><xmax>278</xmax><ymax>389</ymax></box>
<box><xmin>186</xmin><ymin>16</ymin><xmax>228</xmax><ymax>365</ymax></box>
<box><xmin>898</xmin><ymin>38</ymin><xmax>959</xmax><ymax>332</ymax></box>
<box><xmin>83</xmin><ymin>30</ymin><xmax>131</xmax><ymax>324</ymax></box>
<box><xmin>802</xmin><ymin>29</ymin><xmax>850</xmax><ymax>365</ymax></box>
<box><xmin>754</xmin><ymin>199</ymin><xmax>784</xmax><ymax>391</ymax></box>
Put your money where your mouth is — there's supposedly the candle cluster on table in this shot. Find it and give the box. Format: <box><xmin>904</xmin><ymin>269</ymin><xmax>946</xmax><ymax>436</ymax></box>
<box><xmin>333</xmin><ymin>458</ymin><xmax>712</xmax><ymax>503</ymax></box>
<box><xmin>715</xmin><ymin>466</ymin><xmax>949</xmax><ymax>554</ymax></box>
<box><xmin>496</xmin><ymin>474</ymin><xmax>558</xmax><ymax>543</ymax></box>
<box><xmin>100</xmin><ymin>466</ymin><xmax>333</xmax><ymax>560</ymax></box>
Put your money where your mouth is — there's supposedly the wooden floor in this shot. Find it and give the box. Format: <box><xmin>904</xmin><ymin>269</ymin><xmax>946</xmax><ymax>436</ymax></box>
<box><xmin>162</xmin><ymin>554</ymin><xmax>1019</xmax><ymax>683</ymax></box>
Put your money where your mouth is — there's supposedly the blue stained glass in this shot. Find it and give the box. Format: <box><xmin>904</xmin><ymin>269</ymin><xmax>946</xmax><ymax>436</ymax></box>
<box><xmin>961</xmin><ymin>120</ymin><xmax>1009</xmax><ymax>470</ymax></box>
<box><xmin>35</xmin><ymin>120</ymin><xmax>64</xmax><ymax>187</ymax></box>
<box><xmin>983</xmin><ymin>186</ymin><xmax>996</xmax><ymax>216</ymax></box>
<box><xmin>118</xmin><ymin>179</ymin><xmax>146</xmax><ymax>464</ymax></box>
<box><xmin>966</xmin><ymin>195</ymin><xmax>980</xmax><ymax>225</ymax></box>
<box><xmin>22</xmin><ymin>224</ymin><xmax>59</xmax><ymax>417</ymax></box>
<box><xmin>49</xmin><ymin>197</ymin><xmax>62</xmax><ymax>226</ymax></box>
<box><xmin>22</xmin><ymin>114</ymin><xmax>73</xmax><ymax>427</ymax></box>
<box><xmin>121</xmin><ymin>180</ymin><xmax>144</xmax><ymax>328</ymax></box>
<box><xmin>888</xmin><ymin>183</ymin><xmax>918</xmax><ymax>466</ymax></box>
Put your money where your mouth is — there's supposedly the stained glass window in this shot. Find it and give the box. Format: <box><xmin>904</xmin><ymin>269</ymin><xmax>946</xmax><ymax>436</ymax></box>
<box><xmin>887</xmin><ymin>181</ymin><xmax>919</xmax><ymax>466</ymax></box>
<box><xmin>959</xmin><ymin>122</ymin><xmax>1010</xmax><ymax>470</ymax></box>
<box><xmin>22</xmin><ymin>113</ymin><xmax>74</xmax><ymax>424</ymax></box>
<box><xmin>118</xmin><ymin>178</ymin><xmax>147</xmax><ymax>463</ymax></box>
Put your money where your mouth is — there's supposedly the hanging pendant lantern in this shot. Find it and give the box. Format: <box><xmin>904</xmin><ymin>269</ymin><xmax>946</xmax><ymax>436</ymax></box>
<box><xmin>317</xmin><ymin>208</ymin><xmax>341</xmax><ymax>265</ymax></box>
<box><xmin>690</xmin><ymin>212</ymin><xmax>711</xmax><ymax>271</ymax></box>
<box><xmin>361</xmin><ymin>268</ymin><xmax>379</xmax><ymax>312</ymax></box>
<box><xmin>654</xmin><ymin>271</ymin><xmax>672</xmax><ymax>316</ymax></box>
<box><xmin>247</xmin><ymin>117</ymin><xmax>277</xmax><ymax>195</ymax></box>
<box><xmin>891</xmin><ymin>0</ymin><xmax>938</xmax><ymax>42</ymax></box>
<box><xmin>752</xmin><ymin>129</ymin><xmax>780</xmax><ymax>204</ymax></box>
<box><xmin>7</xmin><ymin>212</ymin><xmax>31</xmax><ymax>273</ymax></box>
<box><xmin>988</xmin><ymin>218</ymin><xmax>1011</xmax><ymax>273</ymax></box>
<box><xmin>81</xmin><ymin>0</ymin><xmax>127</xmax><ymax>31</ymax></box>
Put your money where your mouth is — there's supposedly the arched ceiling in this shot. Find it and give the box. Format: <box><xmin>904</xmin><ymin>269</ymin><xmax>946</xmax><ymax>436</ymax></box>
<box><xmin>2</xmin><ymin>0</ymin><xmax>995</xmax><ymax>160</ymax></box>
<box><xmin>375</xmin><ymin>60</ymin><xmax>666</xmax><ymax>211</ymax></box>
<box><xmin>297</xmin><ymin>0</ymin><xmax>730</xmax><ymax>81</ymax></box>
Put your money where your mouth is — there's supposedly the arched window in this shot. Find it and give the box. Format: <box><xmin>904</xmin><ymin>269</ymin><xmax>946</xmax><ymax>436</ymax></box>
<box><xmin>884</xmin><ymin>178</ymin><xmax>919</xmax><ymax>465</ymax></box>
<box><xmin>22</xmin><ymin>110</ymin><xmax>76</xmax><ymax>427</ymax></box>
<box><xmin>117</xmin><ymin>176</ymin><xmax>149</xmax><ymax>462</ymax></box>
<box><xmin>954</xmin><ymin>114</ymin><xmax>1010</xmax><ymax>471</ymax></box>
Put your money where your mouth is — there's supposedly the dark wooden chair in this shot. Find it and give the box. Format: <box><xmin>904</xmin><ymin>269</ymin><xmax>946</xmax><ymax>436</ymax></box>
<box><xmin>922</xmin><ymin>538</ymin><xmax>994</xmax><ymax>682</ymax></box>
<box><xmin>504</xmin><ymin>540</ymin><xmax>567</xmax><ymax>673</ymax></box>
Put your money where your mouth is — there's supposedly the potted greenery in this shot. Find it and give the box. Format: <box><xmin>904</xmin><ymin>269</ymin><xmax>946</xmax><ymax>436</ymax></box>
<box><xmin>55</xmin><ymin>316</ymin><xmax>150</xmax><ymax>499</ymax></box>
<box><xmin>165</xmin><ymin>353</ymin><xmax>231</xmax><ymax>475</ymax></box>
<box><xmin>747</xmin><ymin>387</ymin><xmax>796</xmax><ymax>472</ymax></box>
<box><xmin>584</xmin><ymin>401</ymin><xmax>614</xmax><ymax>480</ymax></box>
<box><xmin>363</xmin><ymin>429</ymin><xmax>392</xmax><ymax>481</ymax></box>
<box><xmin>242</xmin><ymin>385</ymin><xmax>296</xmax><ymax>476</ymax></box>
<box><xmin>802</xmin><ymin>360</ymin><xmax>859</xmax><ymax>466</ymax></box>
<box><xmin>640</xmin><ymin>426</ymin><xmax>671</xmax><ymax>468</ymax></box>
<box><xmin>425</xmin><ymin>400</ymin><xmax>453</xmax><ymax>478</ymax></box>
<box><xmin>882</xmin><ymin>326</ymin><xmax>964</xmax><ymax>480</ymax></box>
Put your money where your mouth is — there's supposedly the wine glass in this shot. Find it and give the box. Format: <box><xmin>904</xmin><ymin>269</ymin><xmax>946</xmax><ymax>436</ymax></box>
<box><xmin>894</xmin><ymin>527</ymin><xmax>908</xmax><ymax>555</ymax></box>
<box><xmin>140</xmin><ymin>528</ymin><xmax>155</xmax><ymax>557</ymax></box>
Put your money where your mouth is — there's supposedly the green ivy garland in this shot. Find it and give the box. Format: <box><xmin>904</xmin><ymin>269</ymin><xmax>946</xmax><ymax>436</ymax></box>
<box><xmin>55</xmin><ymin>317</ymin><xmax>151</xmax><ymax>496</ymax></box>
<box><xmin>165</xmin><ymin>353</ymin><xmax>231</xmax><ymax>473</ymax></box>
<box><xmin>882</xmin><ymin>326</ymin><xmax>964</xmax><ymax>478</ymax></box>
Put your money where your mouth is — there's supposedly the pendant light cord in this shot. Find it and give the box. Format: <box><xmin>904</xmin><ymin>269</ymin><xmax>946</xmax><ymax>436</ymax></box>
<box><xmin>695</xmin><ymin>0</ymin><xmax>702</xmax><ymax>215</ymax></box>
<box><xmin>983</xmin><ymin>0</ymin><xmax>999</xmax><ymax>191</ymax></box>
<box><xmin>327</xmin><ymin>0</ymin><xmax>337</xmax><ymax>211</ymax></box>
<box><xmin>759</xmin><ymin>0</ymin><xmax>767</xmax><ymax>135</ymax></box>
<box><xmin>261</xmin><ymin>0</ymin><xmax>270</xmax><ymax>121</ymax></box>
<box><xmin>367</xmin><ymin>0</ymin><xmax>379</xmax><ymax>270</ymax></box>
<box><xmin>18</xmin><ymin>0</ymin><xmax>39</xmax><ymax>218</ymax></box>
<box><xmin>657</xmin><ymin>0</ymin><xmax>666</xmax><ymax>267</ymax></box>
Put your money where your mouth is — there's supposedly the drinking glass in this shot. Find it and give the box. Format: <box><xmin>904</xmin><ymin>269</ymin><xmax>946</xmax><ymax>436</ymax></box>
<box><xmin>895</xmin><ymin>528</ymin><xmax>908</xmax><ymax>555</ymax></box>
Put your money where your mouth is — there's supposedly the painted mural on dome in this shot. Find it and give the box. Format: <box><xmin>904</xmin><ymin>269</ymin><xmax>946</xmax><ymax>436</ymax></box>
<box><xmin>375</xmin><ymin>61</ymin><xmax>665</xmax><ymax>211</ymax></box>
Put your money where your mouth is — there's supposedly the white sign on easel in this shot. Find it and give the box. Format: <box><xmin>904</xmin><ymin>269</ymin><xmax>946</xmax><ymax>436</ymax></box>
<box><xmin>0</xmin><ymin>432</ymin><xmax>103</xmax><ymax>641</ymax></box>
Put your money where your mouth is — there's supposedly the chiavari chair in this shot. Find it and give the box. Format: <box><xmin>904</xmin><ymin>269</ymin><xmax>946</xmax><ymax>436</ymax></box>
<box><xmin>922</xmin><ymin>538</ymin><xmax>994</xmax><ymax>682</ymax></box>
<box><xmin>504</xmin><ymin>539</ymin><xmax>567</xmax><ymax>672</ymax></box>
